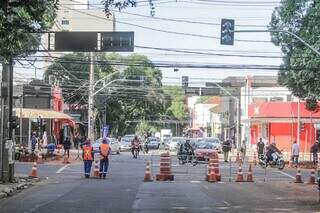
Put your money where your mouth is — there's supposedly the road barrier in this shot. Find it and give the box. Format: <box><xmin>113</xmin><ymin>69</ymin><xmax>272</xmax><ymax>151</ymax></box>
<box><xmin>29</xmin><ymin>162</ymin><xmax>38</xmax><ymax>178</ymax></box>
<box><xmin>294</xmin><ymin>168</ymin><xmax>303</xmax><ymax>183</ymax></box>
<box><xmin>206</xmin><ymin>157</ymin><xmax>217</xmax><ymax>183</ymax></box>
<box><xmin>144</xmin><ymin>161</ymin><xmax>153</xmax><ymax>182</ymax></box>
<box><xmin>246</xmin><ymin>164</ymin><xmax>254</xmax><ymax>182</ymax></box>
<box><xmin>308</xmin><ymin>169</ymin><xmax>316</xmax><ymax>185</ymax></box>
<box><xmin>235</xmin><ymin>165</ymin><xmax>244</xmax><ymax>182</ymax></box>
<box><xmin>156</xmin><ymin>152</ymin><xmax>174</xmax><ymax>181</ymax></box>
<box><xmin>92</xmin><ymin>161</ymin><xmax>100</xmax><ymax>178</ymax></box>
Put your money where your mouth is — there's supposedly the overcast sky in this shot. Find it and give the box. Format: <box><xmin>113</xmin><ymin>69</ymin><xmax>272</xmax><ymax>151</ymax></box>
<box><xmin>14</xmin><ymin>0</ymin><xmax>283</xmax><ymax>86</ymax></box>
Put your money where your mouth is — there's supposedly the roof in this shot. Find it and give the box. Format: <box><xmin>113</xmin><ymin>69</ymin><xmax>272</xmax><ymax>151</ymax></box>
<box><xmin>14</xmin><ymin>108</ymin><xmax>73</xmax><ymax>120</ymax></box>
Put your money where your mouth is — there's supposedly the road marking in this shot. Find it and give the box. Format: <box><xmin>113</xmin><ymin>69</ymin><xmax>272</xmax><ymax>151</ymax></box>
<box><xmin>190</xmin><ymin>180</ymin><xmax>201</xmax><ymax>183</ymax></box>
<box><xmin>56</xmin><ymin>165</ymin><xmax>69</xmax><ymax>174</ymax></box>
<box><xmin>277</xmin><ymin>171</ymin><xmax>295</xmax><ymax>179</ymax></box>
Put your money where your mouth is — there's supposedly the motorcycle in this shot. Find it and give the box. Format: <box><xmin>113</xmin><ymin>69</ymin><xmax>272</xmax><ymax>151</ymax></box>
<box><xmin>259</xmin><ymin>152</ymin><xmax>285</xmax><ymax>170</ymax></box>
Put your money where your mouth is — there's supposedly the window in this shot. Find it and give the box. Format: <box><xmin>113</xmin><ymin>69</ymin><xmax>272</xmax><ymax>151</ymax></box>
<box><xmin>61</xmin><ymin>20</ymin><xmax>69</xmax><ymax>25</ymax></box>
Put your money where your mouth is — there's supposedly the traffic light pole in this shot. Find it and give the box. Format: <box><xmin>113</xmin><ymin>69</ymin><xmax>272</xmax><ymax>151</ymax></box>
<box><xmin>234</xmin><ymin>29</ymin><xmax>320</xmax><ymax>57</ymax></box>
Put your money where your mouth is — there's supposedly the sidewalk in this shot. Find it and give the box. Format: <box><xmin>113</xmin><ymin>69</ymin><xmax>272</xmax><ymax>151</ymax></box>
<box><xmin>0</xmin><ymin>176</ymin><xmax>40</xmax><ymax>199</ymax></box>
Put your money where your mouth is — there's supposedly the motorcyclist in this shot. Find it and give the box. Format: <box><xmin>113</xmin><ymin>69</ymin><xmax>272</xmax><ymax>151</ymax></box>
<box><xmin>265</xmin><ymin>142</ymin><xmax>281</xmax><ymax>164</ymax></box>
<box><xmin>131</xmin><ymin>136</ymin><xmax>140</xmax><ymax>158</ymax></box>
<box><xmin>178</xmin><ymin>139</ymin><xmax>194</xmax><ymax>161</ymax></box>
<box><xmin>144</xmin><ymin>136</ymin><xmax>149</xmax><ymax>154</ymax></box>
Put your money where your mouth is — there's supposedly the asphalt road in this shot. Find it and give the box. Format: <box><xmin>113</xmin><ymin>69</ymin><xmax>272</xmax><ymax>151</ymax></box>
<box><xmin>0</xmin><ymin>150</ymin><xmax>319</xmax><ymax>213</ymax></box>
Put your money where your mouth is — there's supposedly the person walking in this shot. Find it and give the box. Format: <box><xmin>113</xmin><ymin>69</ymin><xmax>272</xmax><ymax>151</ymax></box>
<box><xmin>82</xmin><ymin>139</ymin><xmax>94</xmax><ymax>178</ymax></box>
<box><xmin>63</xmin><ymin>137</ymin><xmax>72</xmax><ymax>158</ymax></box>
<box><xmin>222</xmin><ymin>139</ymin><xmax>231</xmax><ymax>162</ymax></box>
<box><xmin>240</xmin><ymin>140</ymin><xmax>247</xmax><ymax>161</ymax></box>
<box><xmin>99</xmin><ymin>138</ymin><xmax>111</xmax><ymax>179</ymax></box>
<box><xmin>31</xmin><ymin>132</ymin><xmax>37</xmax><ymax>154</ymax></box>
<box><xmin>310</xmin><ymin>140</ymin><xmax>319</xmax><ymax>166</ymax></box>
<box><xmin>74</xmin><ymin>134</ymin><xmax>79</xmax><ymax>150</ymax></box>
<box><xmin>292</xmin><ymin>140</ymin><xmax>300</xmax><ymax>168</ymax></box>
<box><xmin>256</xmin><ymin>138</ymin><xmax>265</xmax><ymax>159</ymax></box>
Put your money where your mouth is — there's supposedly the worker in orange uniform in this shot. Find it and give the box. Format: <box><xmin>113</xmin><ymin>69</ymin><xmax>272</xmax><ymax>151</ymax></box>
<box><xmin>99</xmin><ymin>138</ymin><xmax>111</xmax><ymax>179</ymax></box>
<box><xmin>82</xmin><ymin>139</ymin><xmax>94</xmax><ymax>178</ymax></box>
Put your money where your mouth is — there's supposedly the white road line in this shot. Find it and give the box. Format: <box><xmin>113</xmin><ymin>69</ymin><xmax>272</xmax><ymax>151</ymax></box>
<box><xmin>277</xmin><ymin>171</ymin><xmax>295</xmax><ymax>179</ymax></box>
<box><xmin>56</xmin><ymin>165</ymin><xmax>69</xmax><ymax>174</ymax></box>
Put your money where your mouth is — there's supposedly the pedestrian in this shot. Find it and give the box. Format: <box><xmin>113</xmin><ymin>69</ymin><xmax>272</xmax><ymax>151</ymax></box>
<box><xmin>74</xmin><ymin>134</ymin><xmax>79</xmax><ymax>150</ymax></box>
<box><xmin>310</xmin><ymin>140</ymin><xmax>319</xmax><ymax>166</ymax></box>
<box><xmin>240</xmin><ymin>140</ymin><xmax>246</xmax><ymax>161</ymax></box>
<box><xmin>82</xmin><ymin>139</ymin><xmax>94</xmax><ymax>178</ymax></box>
<box><xmin>63</xmin><ymin>137</ymin><xmax>72</xmax><ymax>158</ymax></box>
<box><xmin>31</xmin><ymin>132</ymin><xmax>37</xmax><ymax>154</ymax></box>
<box><xmin>99</xmin><ymin>138</ymin><xmax>111</xmax><ymax>179</ymax></box>
<box><xmin>222</xmin><ymin>139</ymin><xmax>231</xmax><ymax>162</ymax></box>
<box><xmin>256</xmin><ymin>138</ymin><xmax>265</xmax><ymax>159</ymax></box>
<box><xmin>292</xmin><ymin>140</ymin><xmax>300</xmax><ymax>167</ymax></box>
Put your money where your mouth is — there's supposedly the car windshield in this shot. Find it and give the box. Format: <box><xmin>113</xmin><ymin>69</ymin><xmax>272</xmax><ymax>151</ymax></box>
<box><xmin>196</xmin><ymin>142</ymin><xmax>214</xmax><ymax>149</ymax></box>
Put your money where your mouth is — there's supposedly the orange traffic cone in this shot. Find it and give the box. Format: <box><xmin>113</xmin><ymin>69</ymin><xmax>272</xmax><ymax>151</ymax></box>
<box><xmin>246</xmin><ymin>164</ymin><xmax>254</xmax><ymax>182</ymax></box>
<box><xmin>93</xmin><ymin>161</ymin><xmax>100</xmax><ymax>178</ymax></box>
<box><xmin>144</xmin><ymin>161</ymin><xmax>153</xmax><ymax>182</ymax></box>
<box><xmin>62</xmin><ymin>155</ymin><xmax>70</xmax><ymax>164</ymax></box>
<box><xmin>29</xmin><ymin>162</ymin><xmax>38</xmax><ymax>178</ymax></box>
<box><xmin>308</xmin><ymin>169</ymin><xmax>316</xmax><ymax>184</ymax></box>
<box><xmin>235</xmin><ymin>165</ymin><xmax>244</xmax><ymax>182</ymax></box>
<box><xmin>37</xmin><ymin>153</ymin><xmax>44</xmax><ymax>164</ymax></box>
<box><xmin>294</xmin><ymin>168</ymin><xmax>303</xmax><ymax>183</ymax></box>
<box><xmin>207</xmin><ymin>168</ymin><xmax>217</xmax><ymax>183</ymax></box>
<box><xmin>253</xmin><ymin>152</ymin><xmax>257</xmax><ymax>166</ymax></box>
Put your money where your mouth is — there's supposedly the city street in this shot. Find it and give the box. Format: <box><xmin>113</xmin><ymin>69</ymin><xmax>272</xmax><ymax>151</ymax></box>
<box><xmin>0</xmin><ymin>151</ymin><xmax>319</xmax><ymax>213</ymax></box>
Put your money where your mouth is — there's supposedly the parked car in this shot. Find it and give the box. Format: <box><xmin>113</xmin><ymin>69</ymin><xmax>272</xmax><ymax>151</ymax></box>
<box><xmin>202</xmin><ymin>137</ymin><xmax>222</xmax><ymax>153</ymax></box>
<box><xmin>146</xmin><ymin>137</ymin><xmax>160</xmax><ymax>149</ymax></box>
<box><xmin>93</xmin><ymin>138</ymin><xmax>121</xmax><ymax>155</ymax></box>
<box><xmin>120</xmin><ymin>135</ymin><xmax>135</xmax><ymax>151</ymax></box>
<box><xmin>194</xmin><ymin>142</ymin><xmax>217</xmax><ymax>162</ymax></box>
<box><xmin>169</xmin><ymin>137</ymin><xmax>185</xmax><ymax>151</ymax></box>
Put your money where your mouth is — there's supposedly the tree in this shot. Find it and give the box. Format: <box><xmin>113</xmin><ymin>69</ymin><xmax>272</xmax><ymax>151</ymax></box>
<box><xmin>44</xmin><ymin>53</ymin><xmax>171</xmax><ymax>136</ymax></box>
<box><xmin>0</xmin><ymin>1</ymin><xmax>58</xmax><ymax>61</ymax></box>
<box><xmin>163</xmin><ymin>86</ymin><xmax>187</xmax><ymax>120</ymax></box>
<box><xmin>269</xmin><ymin>0</ymin><xmax>320</xmax><ymax>111</ymax></box>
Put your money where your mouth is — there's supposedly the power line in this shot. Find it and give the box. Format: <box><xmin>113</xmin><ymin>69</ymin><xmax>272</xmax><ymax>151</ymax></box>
<box><xmin>62</xmin><ymin>5</ymin><xmax>272</xmax><ymax>43</ymax></box>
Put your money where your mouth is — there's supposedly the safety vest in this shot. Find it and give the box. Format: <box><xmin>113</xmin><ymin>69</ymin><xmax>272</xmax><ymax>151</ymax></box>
<box><xmin>100</xmin><ymin>143</ymin><xmax>110</xmax><ymax>158</ymax></box>
<box><xmin>83</xmin><ymin>145</ymin><xmax>93</xmax><ymax>161</ymax></box>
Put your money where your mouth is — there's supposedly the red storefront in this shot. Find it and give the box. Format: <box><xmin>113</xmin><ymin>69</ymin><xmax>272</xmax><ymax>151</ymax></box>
<box><xmin>248</xmin><ymin>102</ymin><xmax>320</xmax><ymax>153</ymax></box>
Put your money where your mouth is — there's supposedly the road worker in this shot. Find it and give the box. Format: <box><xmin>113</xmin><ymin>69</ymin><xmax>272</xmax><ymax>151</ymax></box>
<box><xmin>99</xmin><ymin>138</ymin><xmax>111</xmax><ymax>179</ymax></box>
<box><xmin>82</xmin><ymin>139</ymin><xmax>94</xmax><ymax>178</ymax></box>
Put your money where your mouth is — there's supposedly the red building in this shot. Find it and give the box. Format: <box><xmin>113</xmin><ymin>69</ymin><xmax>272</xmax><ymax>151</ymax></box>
<box><xmin>248</xmin><ymin>102</ymin><xmax>320</xmax><ymax>153</ymax></box>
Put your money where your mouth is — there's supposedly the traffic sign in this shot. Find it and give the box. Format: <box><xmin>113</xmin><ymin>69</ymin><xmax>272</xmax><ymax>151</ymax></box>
<box><xmin>101</xmin><ymin>32</ymin><xmax>134</xmax><ymax>52</ymax></box>
<box><xmin>55</xmin><ymin>32</ymin><xmax>97</xmax><ymax>52</ymax></box>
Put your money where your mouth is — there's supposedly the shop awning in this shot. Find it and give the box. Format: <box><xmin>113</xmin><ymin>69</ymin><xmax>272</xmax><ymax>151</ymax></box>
<box><xmin>14</xmin><ymin>108</ymin><xmax>73</xmax><ymax>120</ymax></box>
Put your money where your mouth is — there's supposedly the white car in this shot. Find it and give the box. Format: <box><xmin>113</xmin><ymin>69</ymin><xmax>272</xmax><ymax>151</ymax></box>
<box><xmin>93</xmin><ymin>138</ymin><xmax>121</xmax><ymax>155</ymax></box>
<box><xmin>169</xmin><ymin>137</ymin><xmax>185</xmax><ymax>151</ymax></box>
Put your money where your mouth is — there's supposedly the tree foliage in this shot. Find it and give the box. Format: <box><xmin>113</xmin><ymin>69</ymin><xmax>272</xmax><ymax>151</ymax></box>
<box><xmin>163</xmin><ymin>86</ymin><xmax>188</xmax><ymax>121</ymax></box>
<box><xmin>44</xmin><ymin>53</ymin><xmax>171</xmax><ymax>136</ymax></box>
<box><xmin>0</xmin><ymin>1</ymin><xmax>58</xmax><ymax>61</ymax></box>
<box><xmin>269</xmin><ymin>0</ymin><xmax>320</xmax><ymax>110</ymax></box>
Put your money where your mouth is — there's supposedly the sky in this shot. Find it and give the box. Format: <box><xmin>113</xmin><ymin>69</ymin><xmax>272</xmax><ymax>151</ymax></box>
<box><xmin>14</xmin><ymin>0</ymin><xmax>284</xmax><ymax>87</ymax></box>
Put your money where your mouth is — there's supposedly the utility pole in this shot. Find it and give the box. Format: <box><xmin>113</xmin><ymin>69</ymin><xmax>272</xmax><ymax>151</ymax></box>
<box><xmin>88</xmin><ymin>52</ymin><xmax>95</xmax><ymax>140</ymax></box>
<box><xmin>1</xmin><ymin>0</ymin><xmax>14</xmax><ymax>183</ymax></box>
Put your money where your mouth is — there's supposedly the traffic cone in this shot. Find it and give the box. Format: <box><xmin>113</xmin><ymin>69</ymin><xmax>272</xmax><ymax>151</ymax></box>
<box><xmin>235</xmin><ymin>152</ymin><xmax>240</xmax><ymax>164</ymax></box>
<box><xmin>246</xmin><ymin>164</ymin><xmax>254</xmax><ymax>182</ymax></box>
<box><xmin>308</xmin><ymin>169</ymin><xmax>316</xmax><ymax>185</ymax></box>
<box><xmin>144</xmin><ymin>161</ymin><xmax>153</xmax><ymax>182</ymax></box>
<box><xmin>62</xmin><ymin>155</ymin><xmax>70</xmax><ymax>164</ymax></box>
<box><xmin>253</xmin><ymin>152</ymin><xmax>257</xmax><ymax>166</ymax></box>
<box><xmin>294</xmin><ymin>168</ymin><xmax>303</xmax><ymax>183</ymax></box>
<box><xmin>93</xmin><ymin>161</ymin><xmax>100</xmax><ymax>178</ymax></box>
<box><xmin>29</xmin><ymin>162</ymin><xmax>38</xmax><ymax>178</ymax></box>
<box><xmin>37</xmin><ymin>153</ymin><xmax>44</xmax><ymax>164</ymax></box>
<box><xmin>207</xmin><ymin>168</ymin><xmax>217</xmax><ymax>183</ymax></box>
<box><xmin>235</xmin><ymin>165</ymin><xmax>244</xmax><ymax>182</ymax></box>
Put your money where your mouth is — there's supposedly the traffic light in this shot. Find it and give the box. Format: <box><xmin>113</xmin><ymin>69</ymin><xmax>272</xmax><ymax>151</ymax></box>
<box><xmin>220</xmin><ymin>19</ymin><xmax>235</xmax><ymax>45</ymax></box>
<box><xmin>182</xmin><ymin>76</ymin><xmax>189</xmax><ymax>88</ymax></box>
<box><xmin>299</xmin><ymin>122</ymin><xmax>305</xmax><ymax>133</ymax></box>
